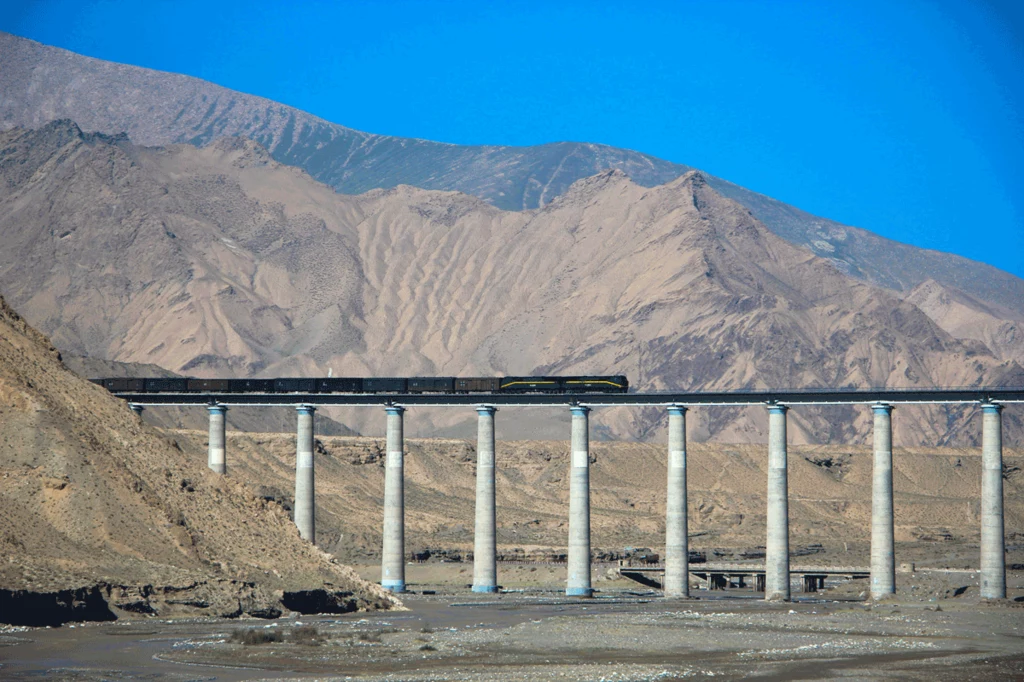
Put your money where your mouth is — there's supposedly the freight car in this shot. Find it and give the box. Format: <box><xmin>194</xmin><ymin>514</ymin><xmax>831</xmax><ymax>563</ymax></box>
<box><xmin>93</xmin><ymin>375</ymin><xmax>629</xmax><ymax>395</ymax></box>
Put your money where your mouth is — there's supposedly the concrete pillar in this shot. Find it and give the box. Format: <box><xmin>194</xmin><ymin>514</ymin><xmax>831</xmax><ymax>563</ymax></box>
<box><xmin>129</xmin><ymin>403</ymin><xmax>144</xmax><ymax>417</ymax></box>
<box><xmin>566</xmin><ymin>405</ymin><xmax>593</xmax><ymax>597</ymax></box>
<box><xmin>765</xmin><ymin>404</ymin><xmax>790</xmax><ymax>601</ymax></box>
<box><xmin>381</xmin><ymin>406</ymin><xmax>406</xmax><ymax>592</ymax></box>
<box><xmin>207</xmin><ymin>405</ymin><xmax>227</xmax><ymax>474</ymax></box>
<box><xmin>870</xmin><ymin>403</ymin><xmax>895</xmax><ymax>599</ymax></box>
<box><xmin>981</xmin><ymin>403</ymin><xmax>1006</xmax><ymax>599</ymax></box>
<box><xmin>473</xmin><ymin>406</ymin><xmax>498</xmax><ymax>593</ymax></box>
<box><xmin>664</xmin><ymin>405</ymin><xmax>689</xmax><ymax>598</ymax></box>
<box><xmin>294</xmin><ymin>405</ymin><xmax>316</xmax><ymax>543</ymax></box>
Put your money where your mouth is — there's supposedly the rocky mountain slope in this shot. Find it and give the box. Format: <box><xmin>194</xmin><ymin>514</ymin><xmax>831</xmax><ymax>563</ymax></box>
<box><xmin>0</xmin><ymin>294</ymin><xmax>397</xmax><ymax>624</ymax></box>
<box><xmin>0</xmin><ymin>120</ymin><xmax>1020</xmax><ymax>446</ymax></box>
<box><xmin>3</xmin><ymin>31</ymin><xmax>1023</xmax><ymax>319</ymax></box>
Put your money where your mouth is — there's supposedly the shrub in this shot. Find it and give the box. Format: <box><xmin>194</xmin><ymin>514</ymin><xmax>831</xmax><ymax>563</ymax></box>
<box><xmin>231</xmin><ymin>628</ymin><xmax>284</xmax><ymax>645</ymax></box>
<box><xmin>290</xmin><ymin>625</ymin><xmax>321</xmax><ymax>646</ymax></box>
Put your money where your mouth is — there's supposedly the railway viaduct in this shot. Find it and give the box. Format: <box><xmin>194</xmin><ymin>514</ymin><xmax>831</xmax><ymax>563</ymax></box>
<box><xmin>118</xmin><ymin>387</ymin><xmax>1024</xmax><ymax>601</ymax></box>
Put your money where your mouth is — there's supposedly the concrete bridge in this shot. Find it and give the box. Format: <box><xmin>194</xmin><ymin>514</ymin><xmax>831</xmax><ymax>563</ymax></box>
<box><xmin>118</xmin><ymin>387</ymin><xmax>1024</xmax><ymax>601</ymax></box>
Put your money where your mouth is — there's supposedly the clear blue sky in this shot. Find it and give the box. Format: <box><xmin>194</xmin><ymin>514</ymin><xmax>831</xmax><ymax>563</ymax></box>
<box><xmin>5</xmin><ymin>0</ymin><xmax>1023</xmax><ymax>278</ymax></box>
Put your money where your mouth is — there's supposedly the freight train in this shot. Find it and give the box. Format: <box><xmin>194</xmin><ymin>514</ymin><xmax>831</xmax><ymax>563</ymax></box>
<box><xmin>92</xmin><ymin>375</ymin><xmax>629</xmax><ymax>394</ymax></box>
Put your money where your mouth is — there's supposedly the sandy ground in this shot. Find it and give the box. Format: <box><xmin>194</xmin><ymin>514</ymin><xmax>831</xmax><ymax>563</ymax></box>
<box><xmin>3</xmin><ymin>566</ymin><xmax>1023</xmax><ymax>681</ymax></box>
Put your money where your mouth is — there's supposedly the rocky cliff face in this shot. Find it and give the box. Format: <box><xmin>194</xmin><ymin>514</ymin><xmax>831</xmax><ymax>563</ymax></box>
<box><xmin>0</xmin><ymin>121</ymin><xmax>1019</xmax><ymax>445</ymax></box>
<box><xmin>3</xmin><ymin>31</ymin><xmax>1023</xmax><ymax>319</ymax></box>
<box><xmin>0</xmin><ymin>292</ymin><xmax>399</xmax><ymax>623</ymax></box>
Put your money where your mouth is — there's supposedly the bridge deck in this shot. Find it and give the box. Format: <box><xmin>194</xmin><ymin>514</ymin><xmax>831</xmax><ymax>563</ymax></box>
<box><xmin>114</xmin><ymin>388</ymin><xmax>1024</xmax><ymax>407</ymax></box>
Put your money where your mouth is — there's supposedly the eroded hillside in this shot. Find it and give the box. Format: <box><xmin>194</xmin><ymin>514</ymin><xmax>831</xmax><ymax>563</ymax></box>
<box><xmin>0</xmin><ymin>121</ymin><xmax>1020</xmax><ymax>445</ymax></box>
<box><xmin>5</xmin><ymin>31</ymin><xmax>1024</xmax><ymax>322</ymax></box>
<box><xmin>0</xmin><ymin>294</ymin><xmax>398</xmax><ymax>624</ymax></box>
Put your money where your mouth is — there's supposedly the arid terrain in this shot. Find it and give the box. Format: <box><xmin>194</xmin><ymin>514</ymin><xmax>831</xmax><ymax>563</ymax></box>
<box><xmin>160</xmin><ymin>428</ymin><xmax>1024</xmax><ymax>571</ymax></box>
<box><xmin>1</xmin><ymin>121</ymin><xmax>1021</xmax><ymax>446</ymax></box>
<box><xmin>2</xmin><ymin>290</ymin><xmax>1020</xmax><ymax>679</ymax></box>
<box><xmin>5</xmin><ymin>29</ymin><xmax>1024</xmax><ymax>327</ymax></box>
<box><xmin>0</xmin><ymin>293</ymin><xmax>398</xmax><ymax>623</ymax></box>
<box><xmin>2</xmin><ymin>27</ymin><xmax>1024</xmax><ymax>681</ymax></box>
<box><xmin>3</xmin><ymin>584</ymin><xmax>1024</xmax><ymax>680</ymax></box>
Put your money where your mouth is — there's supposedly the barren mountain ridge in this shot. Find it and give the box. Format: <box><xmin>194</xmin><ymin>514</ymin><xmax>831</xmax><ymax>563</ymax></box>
<box><xmin>3</xmin><ymin>31</ymin><xmax>1023</xmax><ymax>318</ymax></box>
<box><xmin>0</xmin><ymin>121</ymin><xmax>1020</xmax><ymax>445</ymax></box>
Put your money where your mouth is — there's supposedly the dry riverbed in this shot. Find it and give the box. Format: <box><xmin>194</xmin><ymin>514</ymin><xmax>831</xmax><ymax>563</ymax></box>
<box><xmin>2</xmin><ymin>575</ymin><xmax>1023</xmax><ymax>681</ymax></box>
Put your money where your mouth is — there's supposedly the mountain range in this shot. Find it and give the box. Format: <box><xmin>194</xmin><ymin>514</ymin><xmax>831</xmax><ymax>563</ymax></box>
<box><xmin>0</xmin><ymin>31</ymin><xmax>1021</xmax><ymax>445</ymax></box>
<box><xmin>3</xmin><ymin>31</ymin><xmax>1023</xmax><ymax>319</ymax></box>
<box><xmin>0</xmin><ymin>120</ymin><xmax>1020</xmax><ymax>445</ymax></box>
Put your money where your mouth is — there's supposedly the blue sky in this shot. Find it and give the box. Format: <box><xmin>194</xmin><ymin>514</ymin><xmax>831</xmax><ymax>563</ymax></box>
<box><xmin>5</xmin><ymin>0</ymin><xmax>1023</xmax><ymax>278</ymax></box>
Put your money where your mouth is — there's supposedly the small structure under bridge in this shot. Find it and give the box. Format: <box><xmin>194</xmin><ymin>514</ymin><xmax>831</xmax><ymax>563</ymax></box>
<box><xmin>617</xmin><ymin>562</ymin><xmax>871</xmax><ymax>593</ymax></box>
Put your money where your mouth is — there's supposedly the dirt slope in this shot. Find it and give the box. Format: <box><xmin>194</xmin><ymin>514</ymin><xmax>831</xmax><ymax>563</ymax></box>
<box><xmin>904</xmin><ymin>279</ymin><xmax>1024</xmax><ymax>366</ymax></box>
<box><xmin>0</xmin><ymin>294</ymin><xmax>398</xmax><ymax>624</ymax></box>
<box><xmin>0</xmin><ymin>121</ymin><xmax>1020</xmax><ymax>446</ymax></box>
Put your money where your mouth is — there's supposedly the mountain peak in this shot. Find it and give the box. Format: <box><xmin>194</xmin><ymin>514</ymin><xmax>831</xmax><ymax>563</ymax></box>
<box><xmin>552</xmin><ymin>168</ymin><xmax>638</xmax><ymax>204</ymax></box>
<box><xmin>1</xmin><ymin>127</ymin><xmax>1021</xmax><ymax>447</ymax></box>
<box><xmin>3</xmin><ymin>31</ymin><xmax>1024</xmax><ymax>318</ymax></box>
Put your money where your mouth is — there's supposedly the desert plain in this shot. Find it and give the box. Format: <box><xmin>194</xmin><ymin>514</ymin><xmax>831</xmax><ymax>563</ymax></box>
<box><xmin>2</xmin><ymin>423</ymin><xmax>1022</xmax><ymax>680</ymax></box>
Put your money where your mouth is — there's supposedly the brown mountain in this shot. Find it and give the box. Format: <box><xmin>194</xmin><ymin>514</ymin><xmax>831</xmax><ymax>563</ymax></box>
<box><xmin>0</xmin><ymin>293</ymin><xmax>398</xmax><ymax>624</ymax></box>
<box><xmin>0</xmin><ymin>120</ymin><xmax>1019</xmax><ymax>446</ymax></box>
<box><xmin>3</xmin><ymin>31</ymin><xmax>1023</xmax><ymax>321</ymax></box>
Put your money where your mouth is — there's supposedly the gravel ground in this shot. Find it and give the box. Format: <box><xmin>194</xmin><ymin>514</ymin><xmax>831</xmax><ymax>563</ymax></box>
<box><xmin>3</xmin><ymin>580</ymin><xmax>1023</xmax><ymax>681</ymax></box>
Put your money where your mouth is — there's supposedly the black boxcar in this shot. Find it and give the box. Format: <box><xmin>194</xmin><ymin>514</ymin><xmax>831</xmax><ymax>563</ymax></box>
<box><xmin>363</xmin><ymin>378</ymin><xmax>408</xmax><ymax>393</ymax></box>
<box><xmin>187</xmin><ymin>378</ymin><xmax>231</xmax><ymax>392</ymax></box>
<box><xmin>498</xmin><ymin>377</ymin><xmax>561</xmax><ymax>393</ymax></box>
<box><xmin>104</xmin><ymin>378</ymin><xmax>145</xmax><ymax>392</ymax></box>
<box><xmin>144</xmin><ymin>378</ymin><xmax>189</xmax><ymax>392</ymax></box>
<box><xmin>408</xmin><ymin>377</ymin><xmax>454</xmax><ymax>393</ymax></box>
<box><xmin>229</xmin><ymin>379</ymin><xmax>276</xmax><ymax>393</ymax></box>
<box><xmin>455</xmin><ymin>377</ymin><xmax>501</xmax><ymax>393</ymax></box>
<box><xmin>561</xmin><ymin>376</ymin><xmax>629</xmax><ymax>393</ymax></box>
<box><xmin>274</xmin><ymin>378</ymin><xmax>317</xmax><ymax>393</ymax></box>
<box><xmin>316</xmin><ymin>378</ymin><xmax>363</xmax><ymax>393</ymax></box>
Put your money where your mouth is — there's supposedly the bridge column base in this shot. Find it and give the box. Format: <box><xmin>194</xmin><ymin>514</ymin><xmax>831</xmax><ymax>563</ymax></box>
<box><xmin>381</xmin><ymin>580</ymin><xmax>406</xmax><ymax>593</ymax></box>
<box><xmin>472</xmin><ymin>585</ymin><xmax>499</xmax><ymax>594</ymax></box>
